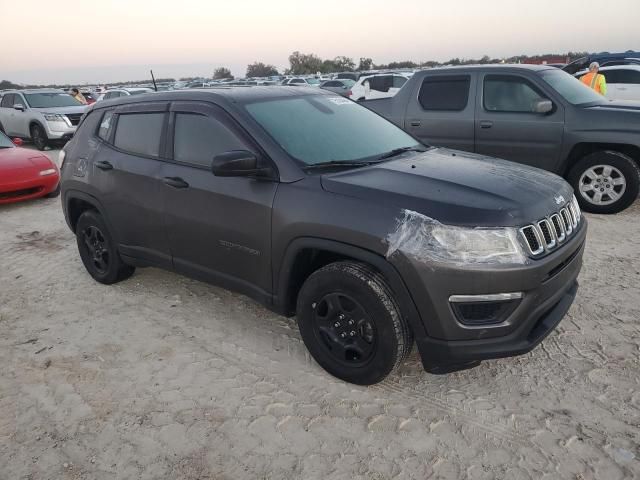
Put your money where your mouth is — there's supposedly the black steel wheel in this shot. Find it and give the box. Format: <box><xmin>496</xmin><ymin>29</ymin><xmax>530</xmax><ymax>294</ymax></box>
<box><xmin>76</xmin><ymin>210</ymin><xmax>135</xmax><ymax>284</ymax></box>
<box><xmin>296</xmin><ymin>261</ymin><xmax>412</xmax><ymax>385</ymax></box>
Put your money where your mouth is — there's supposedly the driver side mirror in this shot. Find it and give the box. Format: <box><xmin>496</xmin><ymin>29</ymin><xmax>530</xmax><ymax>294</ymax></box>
<box><xmin>533</xmin><ymin>99</ymin><xmax>553</xmax><ymax>114</ymax></box>
<box><xmin>13</xmin><ymin>104</ymin><xmax>25</xmax><ymax>112</ymax></box>
<box><xmin>211</xmin><ymin>150</ymin><xmax>272</xmax><ymax>178</ymax></box>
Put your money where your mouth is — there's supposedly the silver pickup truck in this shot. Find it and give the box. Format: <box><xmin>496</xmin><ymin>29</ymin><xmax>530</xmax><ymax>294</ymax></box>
<box><xmin>364</xmin><ymin>64</ymin><xmax>640</xmax><ymax>214</ymax></box>
<box><xmin>0</xmin><ymin>89</ymin><xmax>87</xmax><ymax>151</ymax></box>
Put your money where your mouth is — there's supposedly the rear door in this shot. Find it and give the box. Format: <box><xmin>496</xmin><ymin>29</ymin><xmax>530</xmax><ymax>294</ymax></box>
<box><xmin>603</xmin><ymin>68</ymin><xmax>640</xmax><ymax>100</ymax></box>
<box><xmin>12</xmin><ymin>93</ymin><xmax>31</xmax><ymax>137</ymax></box>
<box><xmin>405</xmin><ymin>73</ymin><xmax>476</xmax><ymax>153</ymax></box>
<box><xmin>160</xmin><ymin>101</ymin><xmax>278</xmax><ymax>298</ymax></box>
<box><xmin>91</xmin><ymin>102</ymin><xmax>172</xmax><ymax>267</ymax></box>
<box><xmin>475</xmin><ymin>72</ymin><xmax>565</xmax><ymax>171</ymax></box>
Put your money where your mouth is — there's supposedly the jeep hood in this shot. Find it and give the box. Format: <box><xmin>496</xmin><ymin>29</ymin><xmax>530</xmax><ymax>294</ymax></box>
<box><xmin>320</xmin><ymin>148</ymin><xmax>573</xmax><ymax>227</ymax></box>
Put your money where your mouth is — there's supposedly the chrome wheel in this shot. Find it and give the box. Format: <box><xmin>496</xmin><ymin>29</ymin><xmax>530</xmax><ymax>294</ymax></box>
<box><xmin>578</xmin><ymin>164</ymin><xmax>626</xmax><ymax>206</ymax></box>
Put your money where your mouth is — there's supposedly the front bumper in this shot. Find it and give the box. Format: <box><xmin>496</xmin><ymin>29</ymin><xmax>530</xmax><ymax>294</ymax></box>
<box><xmin>0</xmin><ymin>174</ymin><xmax>59</xmax><ymax>204</ymax></box>
<box><xmin>394</xmin><ymin>219</ymin><xmax>587</xmax><ymax>370</ymax></box>
<box><xmin>43</xmin><ymin>122</ymin><xmax>76</xmax><ymax>140</ymax></box>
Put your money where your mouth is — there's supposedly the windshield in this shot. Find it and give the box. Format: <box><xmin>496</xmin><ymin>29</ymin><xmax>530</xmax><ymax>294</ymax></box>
<box><xmin>24</xmin><ymin>92</ymin><xmax>83</xmax><ymax>108</ymax></box>
<box><xmin>0</xmin><ymin>131</ymin><xmax>14</xmax><ymax>148</ymax></box>
<box><xmin>538</xmin><ymin>69</ymin><xmax>607</xmax><ymax>106</ymax></box>
<box><xmin>245</xmin><ymin>95</ymin><xmax>422</xmax><ymax>166</ymax></box>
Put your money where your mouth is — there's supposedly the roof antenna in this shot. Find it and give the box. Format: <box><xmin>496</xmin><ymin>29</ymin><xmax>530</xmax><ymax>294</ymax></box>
<box><xmin>150</xmin><ymin>69</ymin><xmax>158</xmax><ymax>92</ymax></box>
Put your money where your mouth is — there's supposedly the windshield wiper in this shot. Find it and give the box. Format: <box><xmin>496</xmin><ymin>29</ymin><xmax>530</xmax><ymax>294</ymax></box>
<box><xmin>377</xmin><ymin>146</ymin><xmax>426</xmax><ymax>160</ymax></box>
<box><xmin>302</xmin><ymin>160</ymin><xmax>376</xmax><ymax>171</ymax></box>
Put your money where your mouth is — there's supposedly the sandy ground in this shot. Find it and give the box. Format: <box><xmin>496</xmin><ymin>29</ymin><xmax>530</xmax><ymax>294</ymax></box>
<box><xmin>1</xmin><ymin>148</ymin><xmax>639</xmax><ymax>479</ymax></box>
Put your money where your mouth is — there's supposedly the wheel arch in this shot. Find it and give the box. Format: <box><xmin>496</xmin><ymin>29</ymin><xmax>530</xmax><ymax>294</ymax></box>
<box><xmin>63</xmin><ymin>190</ymin><xmax>111</xmax><ymax>234</ymax></box>
<box><xmin>28</xmin><ymin>119</ymin><xmax>46</xmax><ymax>136</ymax></box>
<box><xmin>562</xmin><ymin>142</ymin><xmax>640</xmax><ymax>176</ymax></box>
<box><xmin>275</xmin><ymin>237</ymin><xmax>428</xmax><ymax>347</ymax></box>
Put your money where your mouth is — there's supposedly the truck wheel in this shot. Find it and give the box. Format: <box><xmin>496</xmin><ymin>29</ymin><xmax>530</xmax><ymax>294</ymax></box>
<box><xmin>296</xmin><ymin>261</ymin><xmax>412</xmax><ymax>385</ymax></box>
<box><xmin>567</xmin><ymin>151</ymin><xmax>640</xmax><ymax>214</ymax></box>
<box><xmin>30</xmin><ymin>124</ymin><xmax>48</xmax><ymax>151</ymax></box>
<box><xmin>76</xmin><ymin>210</ymin><xmax>135</xmax><ymax>284</ymax></box>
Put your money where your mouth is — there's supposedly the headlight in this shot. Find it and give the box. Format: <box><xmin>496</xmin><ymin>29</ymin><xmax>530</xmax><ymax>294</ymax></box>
<box><xmin>43</xmin><ymin>113</ymin><xmax>66</xmax><ymax>122</ymax></box>
<box><xmin>39</xmin><ymin>168</ymin><xmax>57</xmax><ymax>176</ymax></box>
<box><xmin>386</xmin><ymin>209</ymin><xmax>527</xmax><ymax>265</ymax></box>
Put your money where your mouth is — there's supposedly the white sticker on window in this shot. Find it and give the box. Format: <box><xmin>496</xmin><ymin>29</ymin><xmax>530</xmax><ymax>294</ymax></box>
<box><xmin>327</xmin><ymin>97</ymin><xmax>354</xmax><ymax>106</ymax></box>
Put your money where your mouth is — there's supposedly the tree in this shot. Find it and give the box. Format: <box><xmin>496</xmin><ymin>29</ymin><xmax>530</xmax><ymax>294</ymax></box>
<box><xmin>246</xmin><ymin>62</ymin><xmax>279</xmax><ymax>78</ymax></box>
<box><xmin>332</xmin><ymin>56</ymin><xmax>355</xmax><ymax>72</ymax></box>
<box><xmin>213</xmin><ymin>67</ymin><xmax>233</xmax><ymax>80</ymax></box>
<box><xmin>287</xmin><ymin>51</ymin><xmax>324</xmax><ymax>75</ymax></box>
<box><xmin>358</xmin><ymin>57</ymin><xmax>373</xmax><ymax>71</ymax></box>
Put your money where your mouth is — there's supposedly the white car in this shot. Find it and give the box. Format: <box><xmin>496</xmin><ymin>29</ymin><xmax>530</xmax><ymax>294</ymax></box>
<box><xmin>98</xmin><ymin>87</ymin><xmax>154</xmax><ymax>101</ymax></box>
<box><xmin>285</xmin><ymin>77</ymin><xmax>322</xmax><ymax>87</ymax></box>
<box><xmin>349</xmin><ymin>74</ymin><xmax>409</xmax><ymax>101</ymax></box>
<box><xmin>576</xmin><ymin>65</ymin><xmax>640</xmax><ymax>101</ymax></box>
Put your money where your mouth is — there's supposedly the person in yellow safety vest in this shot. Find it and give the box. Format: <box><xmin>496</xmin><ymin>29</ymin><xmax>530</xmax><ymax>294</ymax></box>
<box><xmin>580</xmin><ymin>62</ymin><xmax>607</xmax><ymax>96</ymax></box>
<box><xmin>70</xmin><ymin>88</ymin><xmax>88</xmax><ymax>105</ymax></box>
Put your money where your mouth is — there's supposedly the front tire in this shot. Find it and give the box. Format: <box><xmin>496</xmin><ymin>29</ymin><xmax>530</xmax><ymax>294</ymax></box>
<box><xmin>30</xmin><ymin>124</ymin><xmax>48</xmax><ymax>151</ymax></box>
<box><xmin>567</xmin><ymin>151</ymin><xmax>640</xmax><ymax>214</ymax></box>
<box><xmin>296</xmin><ymin>261</ymin><xmax>412</xmax><ymax>385</ymax></box>
<box><xmin>76</xmin><ymin>210</ymin><xmax>135</xmax><ymax>284</ymax></box>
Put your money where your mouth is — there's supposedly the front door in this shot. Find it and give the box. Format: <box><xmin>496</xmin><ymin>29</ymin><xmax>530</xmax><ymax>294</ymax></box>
<box><xmin>475</xmin><ymin>73</ymin><xmax>565</xmax><ymax>172</ymax></box>
<box><xmin>160</xmin><ymin>101</ymin><xmax>278</xmax><ymax>299</ymax></box>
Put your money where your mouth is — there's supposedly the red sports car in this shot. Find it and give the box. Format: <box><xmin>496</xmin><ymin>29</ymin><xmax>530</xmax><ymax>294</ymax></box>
<box><xmin>0</xmin><ymin>132</ymin><xmax>60</xmax><ymax>204</ymax></box>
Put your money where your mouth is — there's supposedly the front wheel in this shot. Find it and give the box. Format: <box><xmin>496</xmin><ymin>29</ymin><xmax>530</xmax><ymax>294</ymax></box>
<box><xmin>296</xmin><ymin>261</ymin><xmax>412</xmax><ymax>385</ymax></box>
<box><xmin>30</xmin><ymin>124</ymin><xmax>48</xmax><ymax>151</ymax></box>
<box><xmin>567</xmin><ymin>151</ymin><xmax>640</xmax><ymax>214</ymax></box>
<box><xmin>76</xmin><ymin>210</ymin><xmax>135</xmax><ymax>284</ymax></box>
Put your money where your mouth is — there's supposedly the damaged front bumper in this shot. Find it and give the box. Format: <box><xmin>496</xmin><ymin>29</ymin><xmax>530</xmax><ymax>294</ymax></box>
<box><xmin>390</xmin><ymin>218</ymin><xmax>587</xmax><ymax>372</ymax></box>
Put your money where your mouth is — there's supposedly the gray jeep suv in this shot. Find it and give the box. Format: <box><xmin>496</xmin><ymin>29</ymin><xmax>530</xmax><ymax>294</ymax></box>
<box><xmin>60</xmin><ymin>87</ymin><xmax>586</xmax><ymax>384</ymax></box>
<box><xmin>0</xmin><ymin>89</ymin><xmax>87</xmax><ymax>150</ymax></box>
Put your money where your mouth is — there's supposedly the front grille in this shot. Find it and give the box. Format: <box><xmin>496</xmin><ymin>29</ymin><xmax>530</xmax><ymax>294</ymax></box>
<box><xmin>0</xmin><ymin>187</ymin><xmax>43</xmax><ymax>200</ymax></box>
<box><xmin>519</xmin><ymin>196</ymin><xmax>582</xmax><ymax>257</ymax></box>
<box><xmin>65</xmin><ymin>113</ymin><xmax>82</xmax><ymax>126</ymax></box>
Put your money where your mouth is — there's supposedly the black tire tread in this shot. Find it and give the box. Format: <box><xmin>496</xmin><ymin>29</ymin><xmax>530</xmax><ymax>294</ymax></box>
<box><xmin>299</xmin><ymin>260</ymin><xmax>413</xmax><ymax>383</ymax></box>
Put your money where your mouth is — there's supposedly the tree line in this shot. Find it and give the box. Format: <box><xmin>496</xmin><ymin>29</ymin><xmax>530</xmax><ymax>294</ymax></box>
<box><xmin>2</xmin><ymin>51</ymin><xmax>590</xmax><ymax>89</ymax></box>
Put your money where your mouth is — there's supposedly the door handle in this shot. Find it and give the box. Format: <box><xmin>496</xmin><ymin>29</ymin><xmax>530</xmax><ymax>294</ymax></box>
<box><xmin>480</xmin><ymin>120</ymin><xmax>493</xmax><ymax>129</ymax></box>
<box><xmin>410</xmin><ymin>120</ymin><xmax>421</xmax><ymax>127</ymax></box>
<box><xmin>95</xmin><ymin>160</ymin><xmax>113</xmax><ymax>170</ymax></box>
<box><xmin>163</xmin><ymin>177</ymin><xmax>189</xmax><ymax>189</ymax></box>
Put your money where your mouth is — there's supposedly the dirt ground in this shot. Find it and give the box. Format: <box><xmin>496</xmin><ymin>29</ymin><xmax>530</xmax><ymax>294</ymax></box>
<box><xmin>1</xmin><ymin>149</ymin><xmax>639</xmax><ymax>479</ymax></box>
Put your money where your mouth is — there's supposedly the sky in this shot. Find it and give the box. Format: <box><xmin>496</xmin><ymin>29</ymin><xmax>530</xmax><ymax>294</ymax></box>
<box><xmin>1</xmin><ymin>0</ymin><xmax>638</xmax><ymax>85</ymax></box>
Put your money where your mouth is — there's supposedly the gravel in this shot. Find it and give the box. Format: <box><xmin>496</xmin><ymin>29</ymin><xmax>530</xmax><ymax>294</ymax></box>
<box><xmin>1</xmin><ymin>149</ymin><xmax>638</xmax><ymax>479</ymax></box>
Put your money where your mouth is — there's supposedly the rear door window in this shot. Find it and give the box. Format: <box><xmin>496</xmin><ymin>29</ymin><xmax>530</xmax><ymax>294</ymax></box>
<box><xmin>0</xmin><ymin>94</ymin><xmax>15</xmax><ymax>108</ymax></box>
<box><xmin>172</xmin><ymin>113</ymin><xmax>245</xmax><ymax>168</ymax></box>
<box><xmin>418</xmin><ymin>75</ymin><xmax>471</xmax><ymax>110</ymax></box>
<box><xmin>604</xmin><ymin>69</ymin><xmax>640</xmax><ymax>84</ymax></box>
<box><xmin>113</xmin><ymin>112</ymin><xmax>165</xmax><ymax>157</ymax></box>
<box><xmin>393</xmin><ymin>76</ymin><xmax>408</xmax><ymax>88</ymax></box>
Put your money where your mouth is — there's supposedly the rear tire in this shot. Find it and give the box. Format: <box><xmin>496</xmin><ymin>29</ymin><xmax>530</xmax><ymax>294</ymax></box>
<box><xmin>30</xmin><ymin>124</ymin><xmax>48</xmax><ymax>151</ymax></box>
<box><xmin>296</xmin><ymin>261</ymin><xmax>412</xmax><ymax>385</ymax></box>
<box><xmin>567</xmin><ymin>150</ymin><xmax>639</xmax><ymax>214</ymax></box>
<box><xmin>76</xmin><ymin>210</ymin><xmax>135</xmax><ymax>284</ymax></box>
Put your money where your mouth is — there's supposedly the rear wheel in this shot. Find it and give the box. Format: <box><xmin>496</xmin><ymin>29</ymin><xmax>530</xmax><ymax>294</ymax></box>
<box><xmin>296</xmin><ymin>261</ymin><xmax>412</xmax><ymax>385</ymax></box>
<box><xmin>568</xmin><ymin>151</ymin><xmax>640</xmax><ymax>214</ymax></box>
<box><xmin>30</xmin><ymin>124</ymin><xmax>48</xmax><ymax>151</ymax></box>
<box><xmin>76</xmin><ymin>210</ymin><xmax>135</xmax><ymax>284</ymax></box>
